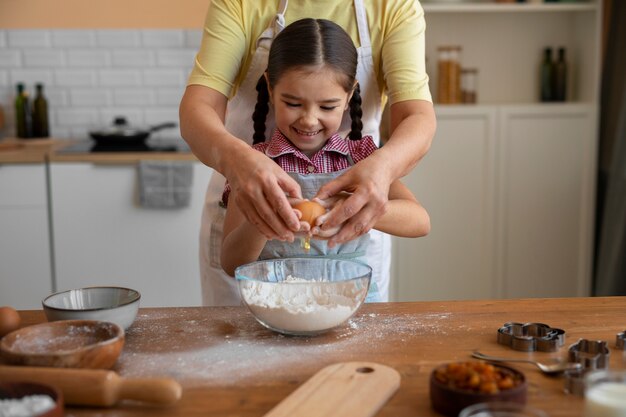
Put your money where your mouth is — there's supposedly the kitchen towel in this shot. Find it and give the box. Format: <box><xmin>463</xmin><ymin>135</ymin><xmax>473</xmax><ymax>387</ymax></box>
<box><xmin>137</xmin><ymin>161</ymin><xmax>193</xmax><ymax>209</ymax></box>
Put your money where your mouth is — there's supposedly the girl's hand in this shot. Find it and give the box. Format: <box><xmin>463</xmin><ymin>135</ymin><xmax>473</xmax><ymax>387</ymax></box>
<box><xmin>228</xmin><ymin>148</ymin><xmax>303</xmax><ymax>241</ymax></box>
<box><xmin>315</xmin><ymin>153</ymin><xmax>391</xmax><ymax>247</ymax></box>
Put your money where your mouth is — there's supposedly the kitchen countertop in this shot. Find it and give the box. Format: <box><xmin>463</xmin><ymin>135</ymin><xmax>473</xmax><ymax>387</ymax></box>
<box><xmin>0</xmin><ymin>138</ymin><xmax>198</xmax><ymax>164</ymax></box>
<box><xmin>12</xmin><ymin>297</ymin><xmax>626</xmax><ymax>417</ymax></box>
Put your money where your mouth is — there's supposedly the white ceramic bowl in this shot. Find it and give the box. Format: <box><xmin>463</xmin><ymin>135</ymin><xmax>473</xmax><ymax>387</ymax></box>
<box><xmin>42</xmin><ymin>286</ymin><xmax>140</xmax><ymax>330</ymax></box>
<box><xmin>235</xmin><ymin>258</ymin><xmax>371</xmax><ymax>336</ymax></box>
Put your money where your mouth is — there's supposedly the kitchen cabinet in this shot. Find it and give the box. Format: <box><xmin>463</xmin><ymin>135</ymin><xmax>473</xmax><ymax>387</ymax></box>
<box><xmin>0</xmin><ymin>164</ymin><xmax>53</xmax><ymax>309</ymax></box>
<box><xmin>390</xmin><ymin>1</ymin><xmax>600</xmax><ymax>301</ymax></box>
<box><xmin>392</xmin><ymin>104</ymin><xmax>596</xmax><ymax>300</ymax></box>
<box><xmin>391</xmin><ymin>107</ymin><xmax>498</xmax><ymax>300</ymax></box>
<box><xmin>497</xmin><ymin>104</ymin><xmax>596</xmax><ymax>298</ymax></box>
<box><xmin>49</xmin><ymin>162</ymin><xmax>213</xmax><ymax>307</ymax></box>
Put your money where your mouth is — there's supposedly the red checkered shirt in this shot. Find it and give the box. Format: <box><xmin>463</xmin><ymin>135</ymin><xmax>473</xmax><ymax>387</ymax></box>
<box><xmin>222</xmin><ymin>129</ymin><xmax>378</xmax><ymax>206</ymax></box>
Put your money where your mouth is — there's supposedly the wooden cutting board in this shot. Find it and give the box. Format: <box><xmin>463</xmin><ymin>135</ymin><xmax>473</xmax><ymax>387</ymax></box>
<box><xmin>264</xmin><ymin>362</ymin><xmax>401</xmax><ymax>417</ymax></box>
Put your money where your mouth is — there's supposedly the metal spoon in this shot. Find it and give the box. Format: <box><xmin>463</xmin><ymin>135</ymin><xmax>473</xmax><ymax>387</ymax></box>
<box><xmin>472</xmin><ymin>351</ymin><xmax>583</xmax><ymax>375</ymax></box>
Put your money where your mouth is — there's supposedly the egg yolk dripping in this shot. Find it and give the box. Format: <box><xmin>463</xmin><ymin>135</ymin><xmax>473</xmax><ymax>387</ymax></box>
<box><xmin>293</xmin><ymin>201</ymin><xmax>326</xmax><ymax>253</ymax></box>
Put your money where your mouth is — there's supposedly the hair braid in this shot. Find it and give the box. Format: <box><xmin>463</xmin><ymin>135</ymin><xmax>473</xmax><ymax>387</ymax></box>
<box><xmin>252</xmin><ymin>75</ymin><xmax>270</xmax><ymax>144</ymax></box>
<box><xmin>348</xmin><ymin>84</ymin><xmax>363</xmax><ymax>140</ymax></box>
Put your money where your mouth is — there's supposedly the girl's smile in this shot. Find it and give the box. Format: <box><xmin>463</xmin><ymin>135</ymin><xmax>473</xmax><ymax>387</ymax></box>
<box><xmin>268</xmin><ymin>66</ymin><xmax>353</xmax><ymax>157</ymax></box>
<box><xmin>292</xmin><ymin>127</ymin><xmax>323</xmax><ymax>136</ymax></box>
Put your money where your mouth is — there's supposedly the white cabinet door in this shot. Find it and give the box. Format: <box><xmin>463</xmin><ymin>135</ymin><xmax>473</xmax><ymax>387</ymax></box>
<box><xmin>498</xmin><ymin>104</ymin><xmax>596</xmax><ymax>298</ymax></box>
<box><xmin>392</xmin><ymin>107</ymin><xmax>498</xmax><ymax>301</ymax></box>
<box><xmin>50</xmin><ymin>162</ymin><xmax>213</xmax><ymax>307</ymax></box>
<box><xmin>0</xmin><ymin>164</ymin><xmax>52</xmax><ymax>309</ymax></box>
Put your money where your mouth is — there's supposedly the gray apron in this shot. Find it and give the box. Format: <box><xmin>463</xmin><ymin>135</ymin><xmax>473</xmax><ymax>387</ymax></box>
<box><xmin>199</xmin><ymin>0</ymin><xmax>389</xmax><ymax>306</ymax></box>
<box><xmin>259</xmin><ymin>170</ymin><xmax>380</xmax><ymax>303</ymax></box>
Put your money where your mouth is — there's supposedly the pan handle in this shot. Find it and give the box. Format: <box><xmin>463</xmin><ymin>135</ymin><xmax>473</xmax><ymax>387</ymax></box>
<box><xmin>148</xmin><ymin>122</ymin><xmax>178</xmax><ymax>132</ymax></box>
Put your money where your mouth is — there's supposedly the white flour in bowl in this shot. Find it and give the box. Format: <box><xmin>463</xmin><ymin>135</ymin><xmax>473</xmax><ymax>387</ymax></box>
<box><xmin>0</xmin><ymin>395</ymin><xmax>56</xmax><ymax>417</ymax></box>
<box><xmin>240</xmin><ymin>276</ymin><xmax>367</xmax><ymax>334</ymax></box>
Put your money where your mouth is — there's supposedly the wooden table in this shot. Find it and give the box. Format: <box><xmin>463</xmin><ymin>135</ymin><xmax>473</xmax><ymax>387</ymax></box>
<box><xmin>15</xmin><ymin>297</ymin><xmax>626</xmax><ymax>416</ymax></box>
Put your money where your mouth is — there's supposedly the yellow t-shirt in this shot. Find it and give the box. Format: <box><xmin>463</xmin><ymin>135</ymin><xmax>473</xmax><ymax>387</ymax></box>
<box><xmin>187</xmin><ymin>0</ymin><xmax>432</xmax><ymax>105</ymax></box>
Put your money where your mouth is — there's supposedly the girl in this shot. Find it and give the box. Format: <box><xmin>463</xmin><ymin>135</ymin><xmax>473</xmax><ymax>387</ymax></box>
<box><xmin>220</xmin><ymin>18</ymin><xmax>430</xmax><ymax>301</ymax></box>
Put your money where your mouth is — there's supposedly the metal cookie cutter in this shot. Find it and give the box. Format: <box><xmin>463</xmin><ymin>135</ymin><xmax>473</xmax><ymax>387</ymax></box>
<box><xmin>616</xmin><ymin>331</ymin><xmax>626</xmax><ymax>350</ymax></box>
<box><xmin>497</xmin><ymin>322</ymin><xmax>565</xmax><ymax>352</ymax></box>
<box><xmin>564</xmin><ymin>339</ymin><xmax>610</xmax><ymax>396</ymax></box>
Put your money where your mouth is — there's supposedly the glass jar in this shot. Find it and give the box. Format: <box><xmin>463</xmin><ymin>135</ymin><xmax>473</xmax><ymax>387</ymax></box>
<box><xmin>461</xmin><ymin>68</ymin><xmax>478</xmax><ymax>104</ymax></box>
<box><xmin>437</xmin><ymin>45</ymin><xmax>462</xmax><ymax>104</ymax></box>
<box><xmin>584</xmin><ymin>370</ymin><xmax>626</xmax><ymax>417</ymax></box>
<box><xmin>459</xmin><ymin>402</ymin><xmax>549</xmax><ymax>417</ymax></box>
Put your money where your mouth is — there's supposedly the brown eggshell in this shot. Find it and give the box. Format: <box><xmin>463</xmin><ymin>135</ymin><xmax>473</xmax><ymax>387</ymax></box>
<box><xmin>0</xmin><ymin>306</ymin><xmax>21</xmax><ymax>338</ymax></box>
<box><xmin>294</xmin><ymin>200</ymin><xmax>326</xmax><ymax>226</ymax></box>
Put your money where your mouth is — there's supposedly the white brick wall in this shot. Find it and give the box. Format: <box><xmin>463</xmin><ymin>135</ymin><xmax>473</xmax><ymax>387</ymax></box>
<box><xmin>0</xmin><ymin>29</ymin><xmax>201</xmax><ymax>140</ymax></box>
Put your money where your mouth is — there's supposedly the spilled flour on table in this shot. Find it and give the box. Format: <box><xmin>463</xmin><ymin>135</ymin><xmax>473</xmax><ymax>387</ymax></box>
<box><xmin>114</xmin><ymin>307</ymin><xmax>458</xmax><ymax>388</ymax></box>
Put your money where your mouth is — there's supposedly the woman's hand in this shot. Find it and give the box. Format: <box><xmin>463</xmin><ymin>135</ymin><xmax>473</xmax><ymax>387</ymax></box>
<box><xmin>181</xmin><ymin>86</ymin><xmax>304</xmax><ymax>242</ymax></box>
<box><xmin>314</xmin><ymin>152</ymin><xmax>392</xmax><ymax>247</ymax></box>
<box><xmin>227</xmin><ymin>147</ymin><xmax>303</xmax><ymax>241</ymax></box>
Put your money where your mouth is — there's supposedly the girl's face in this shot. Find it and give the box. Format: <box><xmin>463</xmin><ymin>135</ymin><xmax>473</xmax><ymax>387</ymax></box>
<box><xmin>268</xmin><ymin>66</ymin><xmax>353</xmax><ymax>157</ymax></box>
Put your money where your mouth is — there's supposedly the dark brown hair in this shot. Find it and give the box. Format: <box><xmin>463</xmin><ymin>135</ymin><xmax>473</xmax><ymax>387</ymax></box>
<box><xmin>252</xmin><ymin>18</ymin><xmax>362</xmax><ymax>144</ymax></box>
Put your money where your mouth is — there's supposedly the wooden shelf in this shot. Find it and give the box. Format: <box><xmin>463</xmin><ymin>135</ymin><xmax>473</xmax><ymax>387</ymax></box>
<box><xmin>422</xmin><ymin>2</ymin><xmax>598</xmax><ymax>13</ymax></box>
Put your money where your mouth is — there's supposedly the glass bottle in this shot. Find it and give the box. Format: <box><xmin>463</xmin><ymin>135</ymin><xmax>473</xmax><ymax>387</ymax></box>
<box><xmin>32</xmin><ymin>83</ymin><xmax>50</xmax><ymax>137</ymax></box>
<box><xmin>449</xmin><ymin>46</ymin><xmax>462</xmax><ymax>104</ymax></box>
<box><xmin>437</xmin><ymin>46</ymin><xmax>462</xmax><ymax>104</ymax></box>
<box><xmin>14</xmin><ymin>83</ymin><xmax>33</xmax><ymax>138</ymax></box>
<box><xmin>461</xmin><ymin>68</ymin><xmax>478</xmax><ymax>104</ymax></box>
<box><xmin>540</xmin><ymin>47</ymin><xmax>554</xmax><ymax>102</ymax></box>
<box><xmin>554</xmin><ymin>47</ymin><xmax>567</xmax><ymax>102</ymax></box>
<box><xmin>437</xmin><ymin>46</ymin><xmax>450</xmax><ymax>104</ymax></box>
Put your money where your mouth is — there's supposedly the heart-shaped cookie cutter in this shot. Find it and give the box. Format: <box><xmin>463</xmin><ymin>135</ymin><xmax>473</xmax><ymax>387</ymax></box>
<box><xmin>497</xmin><ymin>322</ymin><xmax>565</xmax><ymax>352</ymax></box>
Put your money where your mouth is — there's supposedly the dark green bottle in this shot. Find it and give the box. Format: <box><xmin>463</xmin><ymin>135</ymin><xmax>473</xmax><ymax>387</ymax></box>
<box><xmin>15</xmin><ymin>83</ymin><xmax>33</xmax><ymax>138</ymax></box>
<box><xmin>554</xmin><ymin>47</ymin><xmax>567</xmax><ymax>102</ymax></box>
<box><xmin>540</xmin><ymin>47</ymin><xmax>554</xmax><ymax>102</ymax></box>
<box><xmin>32</xmin><ymin>83</ymin><xmax>50</xmax><ymax>137</ymax></box>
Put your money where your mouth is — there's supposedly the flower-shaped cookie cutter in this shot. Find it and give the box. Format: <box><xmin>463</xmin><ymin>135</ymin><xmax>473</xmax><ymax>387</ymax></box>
<box><xmin>564</xmin><ymin>339</ymin><xmax>610</xmax><ymax>396</ymax></box>
<box><xmin>616</xmin><ymin>330</ymin><xmax>626</xmax><ymax>350</ymax></box>
<box><xmin>497</xmin><ymin>322</ymin><xmax>565</xmax><ymax>352</ymax></box>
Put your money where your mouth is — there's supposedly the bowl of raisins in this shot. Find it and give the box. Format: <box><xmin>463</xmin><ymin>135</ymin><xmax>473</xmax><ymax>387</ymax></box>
<box><xmin>430</xmin><ymin>361</ymin><xmax>527</xmax><ymax>417</ymax></box>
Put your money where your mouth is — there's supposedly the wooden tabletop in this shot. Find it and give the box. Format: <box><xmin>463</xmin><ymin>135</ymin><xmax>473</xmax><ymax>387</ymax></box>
<box><xmin>14</xmin><ymin>297</ymin><xmax>626</xmax><ymax>417</ymax></box>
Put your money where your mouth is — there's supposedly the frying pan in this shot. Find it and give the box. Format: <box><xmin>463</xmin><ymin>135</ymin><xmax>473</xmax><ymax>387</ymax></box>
<box><xmin>89</xmin><ymin>117</ymin><xmax>177</xmax><ymax>145</ymax></box>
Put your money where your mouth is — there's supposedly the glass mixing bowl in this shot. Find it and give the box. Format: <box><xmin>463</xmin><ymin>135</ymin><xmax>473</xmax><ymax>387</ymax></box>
<box><xmin>235</xmin><ymin>258</ymin><xmax>372</xmax><ymax>336</ymax></box>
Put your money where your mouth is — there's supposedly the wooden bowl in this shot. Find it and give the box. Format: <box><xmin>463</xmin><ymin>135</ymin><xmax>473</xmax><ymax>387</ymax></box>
<box><xmin>0</xmin><ymin>320</ymin><xmax>124</xmax><ymax>369</ymax></box>
<box><xmin>429</xmin><ymin>361</ymin><xmax>527</xmax><ymax>417</ymax></box>
<box><xmin>0</xmin><ymin>381</ymin><xmax>64</xmax><ymax>417</ymax></box>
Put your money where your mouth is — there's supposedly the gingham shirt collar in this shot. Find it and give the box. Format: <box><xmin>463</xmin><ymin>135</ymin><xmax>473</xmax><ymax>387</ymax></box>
<box><xmin>265</xmin><ymin>129</ymin><xmax>349</xmax><ymax>161</ymax></box>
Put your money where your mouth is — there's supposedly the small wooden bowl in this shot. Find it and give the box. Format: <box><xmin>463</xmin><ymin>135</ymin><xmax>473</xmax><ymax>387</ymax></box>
<box><xmin>0</xmin><ymin>381</ymin><xmax>64</xmax><ymax>417</ymax></box>
<box><xmin>430</xmin><ymin>361</ymin><xmax>527</xmax><ymax>417</ymax></box>
<box><xmin>0</xmin><ymin>320</ymin><xmax>124</xmax><ymax>369</ymax></box>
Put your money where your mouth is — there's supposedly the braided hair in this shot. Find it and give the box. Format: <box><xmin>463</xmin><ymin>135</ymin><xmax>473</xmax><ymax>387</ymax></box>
<box><xmin>252</xmin><ymin>18</ymin><xmax>361</xmax><ymax>144</ymax></box>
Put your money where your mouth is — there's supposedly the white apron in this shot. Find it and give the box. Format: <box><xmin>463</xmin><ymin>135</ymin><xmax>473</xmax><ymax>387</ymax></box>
<box><xmin>199</xmin><ymin>0</ymin><xmax>391</xmax><ymax>306</ymax></box>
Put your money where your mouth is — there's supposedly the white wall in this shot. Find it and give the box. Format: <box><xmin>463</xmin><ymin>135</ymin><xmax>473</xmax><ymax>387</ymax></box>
<box><xmin>0</xmin><ymin>29</ymin><xmax>202</xmax><ymax>140</ymax></box>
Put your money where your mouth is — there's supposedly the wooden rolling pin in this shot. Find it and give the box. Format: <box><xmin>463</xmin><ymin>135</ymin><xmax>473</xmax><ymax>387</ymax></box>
<box><xmin>0</xmin><ymin>365</ymin><xmax>182</xmax><ymax>406</ymax></box>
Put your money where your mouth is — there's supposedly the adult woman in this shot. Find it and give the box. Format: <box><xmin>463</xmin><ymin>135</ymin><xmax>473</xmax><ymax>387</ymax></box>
<box><xmin>180</xmin><ymin>0</ymin><xmax>436</xmax><ymax>306</ymax></box>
